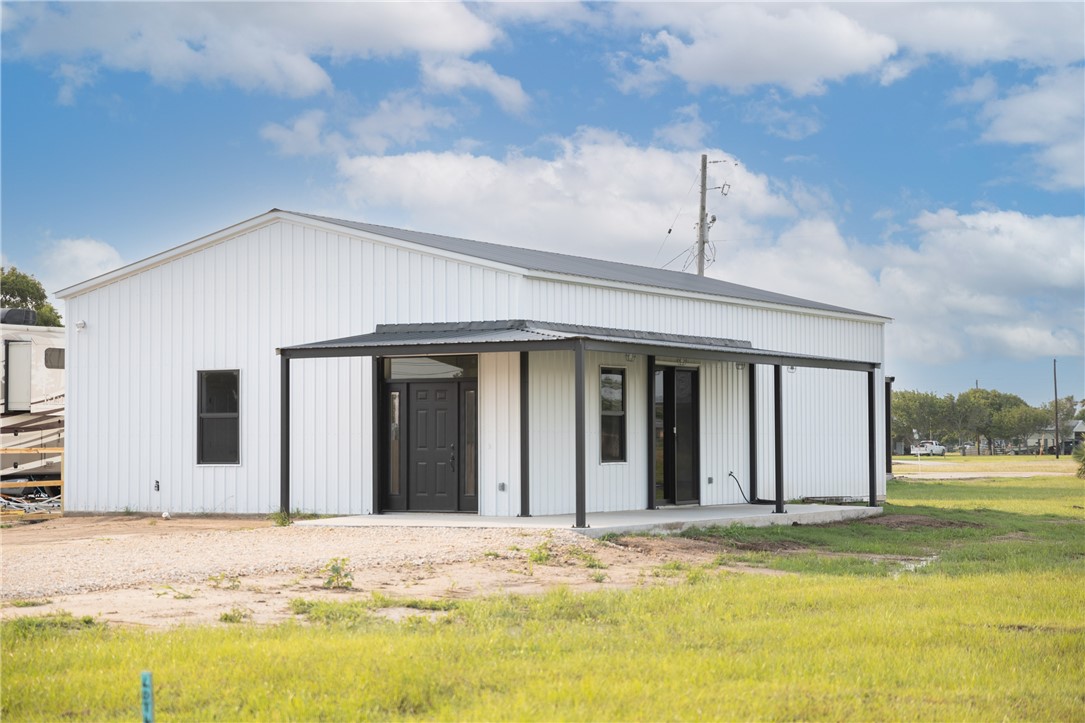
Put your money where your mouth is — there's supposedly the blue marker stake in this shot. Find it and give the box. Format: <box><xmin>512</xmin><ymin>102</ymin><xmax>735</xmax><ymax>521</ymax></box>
<box><xmin>141</xmin><ymin>671</ymin><xmax>154</xmax><ymax>723</ymax></box>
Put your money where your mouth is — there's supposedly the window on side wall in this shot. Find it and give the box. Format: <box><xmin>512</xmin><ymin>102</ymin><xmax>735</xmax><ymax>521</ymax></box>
<box><xmin>198</xmin><ymin>370</ymin><xmax>240</xmax><ymax>464</ymax></box>
<box><xmin>600</xmin><ymin>367</ymin><xmax>626</xmax><ymax>463</ymax></box>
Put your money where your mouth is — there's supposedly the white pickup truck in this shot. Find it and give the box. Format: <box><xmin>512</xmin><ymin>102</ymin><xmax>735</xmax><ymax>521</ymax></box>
<box><xmin>910</xmin><ymin>440</ymin><xmax>946</xmax><ymax>456</ymax></box>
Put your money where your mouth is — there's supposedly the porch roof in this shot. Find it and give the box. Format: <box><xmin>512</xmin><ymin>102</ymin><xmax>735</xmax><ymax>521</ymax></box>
<box><xmin>278</xmin><ymin>319</ymin><xmax>878</xmax><ymax>372</ymax></box>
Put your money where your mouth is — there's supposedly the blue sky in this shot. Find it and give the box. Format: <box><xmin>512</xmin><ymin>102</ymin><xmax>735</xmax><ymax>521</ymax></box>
<box><xmin>2</xmin><ymin>2</ymin><xmax>1082</xmax><ymax>406</ymax></box>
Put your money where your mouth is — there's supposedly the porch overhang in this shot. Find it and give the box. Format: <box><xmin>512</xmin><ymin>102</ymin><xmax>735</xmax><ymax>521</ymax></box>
<box><xmin>276</xmin><ymin>320</ymin><xmax>882</xmax><ymax>527</ymax></box>
<box><xmin>278</xmin><ymin>319</ymin><xmax>879</xmax><ymax>373</ymax></box>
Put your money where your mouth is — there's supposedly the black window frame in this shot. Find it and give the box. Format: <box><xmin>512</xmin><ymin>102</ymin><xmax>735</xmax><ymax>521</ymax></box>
<box><xmin>197</xmin><ymin>369</ymin><xmax>240</xmax><ymax>465</ymax></box>
<box><xmin>600</xmin><ymin>366</ymin><xmax>627</xmax><ymax>463</ymax></box>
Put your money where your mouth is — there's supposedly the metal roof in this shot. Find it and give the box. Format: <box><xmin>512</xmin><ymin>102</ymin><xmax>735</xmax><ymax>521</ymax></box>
<box><xmin>280</xmin><ymin>320</ymin><xmax>878</xmax><ymax>372</ymax></box>
<box><xmin>286</xmin><ymin>211</ymin><xmax>884</xmax><ymax>319</ymax></box>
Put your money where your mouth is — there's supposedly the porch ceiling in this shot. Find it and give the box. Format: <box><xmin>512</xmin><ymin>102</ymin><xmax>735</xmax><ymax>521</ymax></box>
<box><xmin>278</xmin><ymin>319</ymin><xmax>878</xmax><ymax>372</ymax></box>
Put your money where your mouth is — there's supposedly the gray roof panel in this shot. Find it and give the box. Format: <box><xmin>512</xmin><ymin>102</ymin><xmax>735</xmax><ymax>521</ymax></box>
<box><xmin>284</xmin><ymin>210</ymin><xmax>885</xmax><ymax>319</ymax></box>
<box><xmin>280</xmin><ymin>320</ymin><xmax>878</xmax><ymax>372</ymax></box>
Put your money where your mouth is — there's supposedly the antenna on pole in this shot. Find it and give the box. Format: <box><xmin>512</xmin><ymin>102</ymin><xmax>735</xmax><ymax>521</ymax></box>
<box><xmin>696</xmin><ymin>154</ymin><xmax>708</xmax><ymax>276</ymax></box>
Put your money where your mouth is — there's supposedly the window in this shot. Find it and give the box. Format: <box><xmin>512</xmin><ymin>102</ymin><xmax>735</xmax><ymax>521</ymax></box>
<box><xmin>198</xmin><ymin>370</ymin><xmax>239</xmax><ymax>464</ymax></box>
<box><xmin>384</xmin><ymin>355</ymin><xmax>477</xmax><ymax>380</ymax></box>
<box><xmin>600</xmin><ymin>367</ymin><xmax>626</xmax><ymax>462</ymax></box>
<box><xmin>44</xmin><ymin>348</ymin><xmax>65</xmax><ymax>369</ymax></box>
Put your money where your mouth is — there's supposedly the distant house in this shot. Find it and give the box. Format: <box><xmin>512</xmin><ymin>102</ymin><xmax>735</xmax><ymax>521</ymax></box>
<box><xmin>57</xmin><ymin>210</ymin><xmax>890</xmax><ymax>524</ymax></box>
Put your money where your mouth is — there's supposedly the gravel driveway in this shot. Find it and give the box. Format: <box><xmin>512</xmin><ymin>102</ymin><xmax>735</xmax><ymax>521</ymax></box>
<box><xmin>1</xmin><ymin>517</ymin><xmax>584</xmax><ymax>600</ymax></box>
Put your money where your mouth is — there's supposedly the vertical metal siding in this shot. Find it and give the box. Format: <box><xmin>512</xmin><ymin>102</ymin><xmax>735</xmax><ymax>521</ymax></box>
<box><xmin>527</xmin><ymin>351</ymin><xmax>575</xmax><ymax>516</ymax></box>
<box><xmin>584</xmin><ymin>351</ymin><xmax>647</xmax><ymax>513</ymax></box>
<box><xmin>521</xmin><ymin>278</ymin><xmax>886</xmax><ymax>502</ymax></box>
<box><xmin>64</xmin><ymin>220</ymin><xmax>524</xmax><ymax>514</ymax></box>
<box><xmin>697</xmin><ymin>360</ymin><xmax>751</xmax><ymax>506</ymax></box>
<box><xmin>64</xmin><ymin>219</ymin><xmax>884</xmax><ymax>515</ymax></box>
<box><xmin>478</xmin><ymin>352</ymin><xmax>521</xmax><ymax>517</ymax></box>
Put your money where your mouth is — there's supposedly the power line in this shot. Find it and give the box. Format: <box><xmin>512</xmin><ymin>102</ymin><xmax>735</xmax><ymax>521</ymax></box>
<box><xmin>653</xmin><ymin>170</ymin><xmax>701</xmax><ymax>266</ymax></box>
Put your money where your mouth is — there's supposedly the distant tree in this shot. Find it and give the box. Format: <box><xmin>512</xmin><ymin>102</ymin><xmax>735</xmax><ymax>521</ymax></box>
<box><xmin>1041</xmin><ymin>396</ymin><xmax>1079</xmax><ymax>443</ymax></box>
<box><xmin>958</xmin><ymin>388</ymin><xmax>1030</xmax><ymax>454</ymax></box>
<box><xmin>1002</xmin><ymin>405</ymin><xmax>1049</xmax><ymax>445</ymax></box>
<box><xmin>891</xmin><ymin>390</ymin><xmax>952</xmax><ymax>447</ymax></box>
<box><xmin>0</xmin><ymin>267</ymin><xmax>62</xmax><ymax>326</ymax></box>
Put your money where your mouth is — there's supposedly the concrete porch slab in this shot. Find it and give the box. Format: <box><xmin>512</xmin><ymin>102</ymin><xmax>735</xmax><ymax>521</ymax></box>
<box><xmin>297</xmin><ymin>503</ymin><xmax>882</xmax><ymax>538</ymax></box>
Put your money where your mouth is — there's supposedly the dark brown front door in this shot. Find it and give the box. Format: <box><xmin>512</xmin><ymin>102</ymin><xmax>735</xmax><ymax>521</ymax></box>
<box><xmin>408</xmin><ymin>383</ymin><xmax>458</xmax><ymax>511</ymax></box>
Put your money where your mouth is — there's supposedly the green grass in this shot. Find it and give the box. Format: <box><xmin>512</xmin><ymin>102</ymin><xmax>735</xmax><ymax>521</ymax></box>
<box><xmin>3</xmin><ymin>475</ymin><xmax>1083</xmax><ymax>721</ymax></box>
<box><xmin>682</xmin><ymin>476</ymin><xmax>1084</xmax><ymax>577</ymax></box>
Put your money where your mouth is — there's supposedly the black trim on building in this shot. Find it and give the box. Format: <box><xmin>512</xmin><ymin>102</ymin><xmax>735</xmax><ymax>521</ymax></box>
<box><xmin>519</xmin><ymin>351</ymin><xmax>530</xmax><ymax>517</ymax></box>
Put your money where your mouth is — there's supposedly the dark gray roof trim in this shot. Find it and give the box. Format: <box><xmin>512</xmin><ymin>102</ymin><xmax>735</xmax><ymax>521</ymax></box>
<box><xmin>284</xmin><ymin>210</ymin><xmax>886</xmax><ymax>319</ymax></box>
<box><xmin>280</xmin><ymin>320</ymin><xmax>878</xmax><ymax>372</ymax></box>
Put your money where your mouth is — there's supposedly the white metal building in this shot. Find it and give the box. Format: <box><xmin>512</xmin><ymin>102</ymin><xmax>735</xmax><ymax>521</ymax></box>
<box><xmin>58</xmin><ymin>209</ymin><xmax>889</xmax><ymax>524</ymax></box>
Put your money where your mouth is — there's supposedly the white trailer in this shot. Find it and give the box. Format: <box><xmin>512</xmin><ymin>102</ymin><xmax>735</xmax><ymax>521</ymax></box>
<box><xmin>1</xmin><ymin>309</ymin><xmax>65</xmax><ymax>499</ymax></box>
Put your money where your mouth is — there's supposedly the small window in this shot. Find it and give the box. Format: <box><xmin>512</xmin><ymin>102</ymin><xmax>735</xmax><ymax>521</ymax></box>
<box><xmin>600</xmin><ymin>367</ymin><xmax>626</xmax><ymax>463</ymax></box>
<box><xmin>198</xmin><ymin>370</ymin><xmax>239</xmax><ymax>464</ymax></box>
<box><xmin>44</xmin><ymin>348</ymin><xmax>65</xmax><ymax>369</ymax></box>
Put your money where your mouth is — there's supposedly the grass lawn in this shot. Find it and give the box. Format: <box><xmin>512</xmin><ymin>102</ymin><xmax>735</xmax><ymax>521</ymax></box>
<box><xmin>4</xmin><ymin>476</ymin><xmax>1083</xmax><ymax>721</ymax></box>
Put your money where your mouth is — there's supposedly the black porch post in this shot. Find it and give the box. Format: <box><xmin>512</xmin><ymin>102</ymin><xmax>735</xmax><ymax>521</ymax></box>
<box><xmin>519</xmin><ymin>351</ymin><xmax>531</xmax><ymax>517</ymax></box>
<box><xmin>748</xmin><ymin>363</ymin><xmax>758</xmax><ymax>503</ymax></box>
<box><xmin>884</xmin><ymin>375</ymin><xmax>895</xmax><ymax>475</ymax></box>
<box><xmin>646</xmin><ymin>354</ymin><xmax>656</xmax><ymax>509</ymax></box>
<box><xmin>868</xmin><ymin>370</ymin><xmax>878</xmax><ymax>507</ymax></box>
<box><xmin>773</xmin><ymin>364</ymin><xmax>784</xmax><ymax>514</ymax></box>
<box><xmin>574</xmin><ymin>340</ymin><xmax>588</xmax><ymax>528</ymax></box>
<box><xmin>280</xmin><ymin>354</ymin><xmax>290</xmax><ymax>515</ymax></box>
<box><xmin>371</xmin><ymin>356</ymin><xmax>382</xmax><ymax>515</ymax></box>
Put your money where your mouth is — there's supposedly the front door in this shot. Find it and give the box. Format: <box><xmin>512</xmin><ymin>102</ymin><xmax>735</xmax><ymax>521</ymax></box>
<box><xmin>384</xmin><ymin>372</ymin><xmax>478</xmax><ymax>513</ymax></box>
<box><xmin>654</xmin><ymin>367</ymin><xmax>700</xmax><ymax>505</ymax></box>
<box><xmin>408</xmin><ymin>383</ymin><xmax>458</xmax><ymax>511</ymax></box>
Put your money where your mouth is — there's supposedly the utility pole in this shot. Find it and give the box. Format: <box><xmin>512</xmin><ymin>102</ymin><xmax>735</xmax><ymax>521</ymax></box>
<box><xmin>696</xmin><ymin>153</ymin><xmax>708</xmax><ymax>276</ymax></box>
<box><xmin>1053</xmin><ymin>358</ymin><xmax>1060</xmax><ymax>459</ymax></box>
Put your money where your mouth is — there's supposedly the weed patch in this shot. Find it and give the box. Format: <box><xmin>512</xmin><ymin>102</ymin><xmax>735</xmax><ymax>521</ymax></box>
<box><xmin>321</xmin><ymin>557</ymin><xmax>354</xmax><ymax>589</ymax></box>
<box><xmin>219</xmin><ymin>607</ymin><xmax>251</xmax><ymax>624</ymax></box>
<box><xmin>3</xmin><ymin>611</ymin><xmax>98</xmax><ymax>639</ymax></box>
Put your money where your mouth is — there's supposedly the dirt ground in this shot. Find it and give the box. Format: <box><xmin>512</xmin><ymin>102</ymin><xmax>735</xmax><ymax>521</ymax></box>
<box><xmin>0</xmin><ymin>515</ymin><xmax>786</xmax><ymax>629</ymax></box>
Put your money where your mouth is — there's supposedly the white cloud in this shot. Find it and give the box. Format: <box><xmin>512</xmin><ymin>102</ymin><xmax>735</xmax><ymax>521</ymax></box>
<box><xmin>609</xmin><ymin>3</ymin><xmax>1083</xmax><ymax>95</ymax></box>
<box><xmin>262</xmin><ymin>94</ymin><xmax>457</xmax><ymax>157</ymax></box>
<box><xmin>950</xmin><ymin>74</ymin><xmax>998</xmax><ymax>105</ymax></box>
<box><xmin>329</xmin><ymin>132</ymin><xmax>1081</xmax><ymax>369</ymax></box>
<box><xmin>609</xmin><ymin>4</ymin><xmax>897</xmax><ymax>96</ymax></box>
<box><xmin>473</xmin><ymin>2</ymin><xmax>601</xmax><ymax>32</ymax></box>
<box><xmin>652</xmin><ymin>104</ymin><xmax>710</xmax><ymax>150</ymax></box>
<box><xmin>52</xmin><ymin>62</ymin><xmax>96</xmax><ymax>106</ymax></box>
<box><xmin>350</xmin><ymin>93</ymin><xmax>457</xmax><ymax>153</ymax></box>
<box><xmin>420</xmin><ymin>57</ymin><xmax>530</xmax><ymax>115</ymax></box>
<box><xmin>743</xmin><ymin>93</ymin><xmax>822</xmax><ymax>141</ymax></box>
<box><xmin>36</xmin><ymin>238</ymin><xmax>125</xmax><ymax>301</ymax></box>
<box><xmin>977</xmin><ymin>67</ymin><xmax>1085</xmax><ymax>190</ymax></box>
<box><xmin>335</xmin><ymin>128</ymin><xmax>794</xmax><ymax>264</ymax></box>
<box><xmin>845</xmin><ymin>3</ymin><xmax>1085</xmax><ymax>69</ymax></box>
<box><xmin>261</xmin><ymin>109</ymin><xmax>338</xmax><ymax>157</ymax></box>
<box><xmin>4</xmin><ymin>3</ymin><xmax>500</xmax><ymax>100</ymax></box>
<box><xmin>877</xmin><ymin>208</ymin><xmax>1085</xmax><ymax>363</ymax></box>
<box><xmin>966</xmin><ymin>322</ymin><xmax>1083</xmax><ymax>360</ymax></box>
